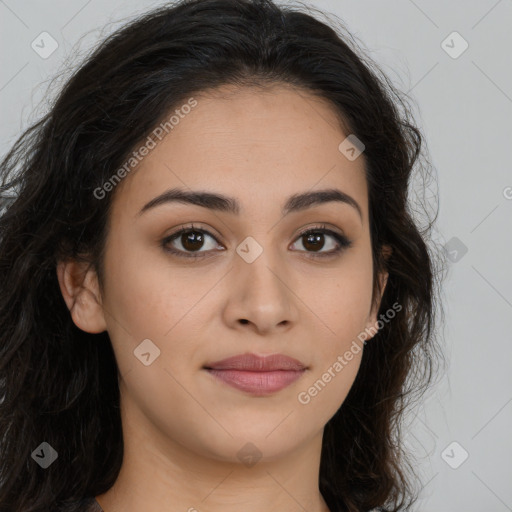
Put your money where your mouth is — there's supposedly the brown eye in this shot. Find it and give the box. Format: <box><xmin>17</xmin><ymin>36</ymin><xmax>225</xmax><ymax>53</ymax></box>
<box><xmin>162</xmin><ymin>224</ymin><xmax>222</xmax><ymax>259</ymax></box>
<box><xmin>301</xmin><ymin>231</ymin><xmax>327</xmax><ymax>252</ymax></box>
<box><xmin>179</xmin><ymin>230</ymin><xmax>206</xmax><ymax>252</ymax></box>
<box><xmin>290</xmin><ymin>225</ymin><xmax>352</xmax><ymax>258</ymax></box>
<box><xmin>161</xmin><ymin>223</ymin><xmax>352</xmax><ymax>260</ymax></box>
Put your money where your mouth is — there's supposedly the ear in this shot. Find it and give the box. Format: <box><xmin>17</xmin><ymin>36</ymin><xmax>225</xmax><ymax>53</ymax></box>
<box><xmin>364</xmin><ymin>245</ymin><xmax>392</xmax><ymax>339</ymax></box>
<box><xmin>56</xmin><ymin>259</ymin><xmax>108</xmax><ymax>334</ymax></box>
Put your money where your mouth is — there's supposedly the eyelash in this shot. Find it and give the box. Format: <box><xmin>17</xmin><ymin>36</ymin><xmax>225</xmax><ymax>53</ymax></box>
<box><xmin>161</xmin><ymin>223</ymin><xmax>352</xmax><ymax>260</ymax></box>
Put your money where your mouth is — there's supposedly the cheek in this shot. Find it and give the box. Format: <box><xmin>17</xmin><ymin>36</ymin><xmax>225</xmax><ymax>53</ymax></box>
<box><xmin>296</xmin><ymin>267</ymin><xmax>371</xmax><ymax>423</ymax></box>
<box><xmin>300</xmin><ymin>250</ymin><xmax>373</xmax><ymax>404</ymax></box>
<box><xmin>314</xmin><ymin>252</ymin><xmax>374</xmax><ymax>337</ymax></box>
<box><xmin>98</xmin><ymin>236</ymin><xmax>173</xmax><ymax>375</ymax></box>
<box><xmin>101</xmin><ymin>234</ymin><xmax>181</xmax><ymax>332</ymax></box>
<box><xmin>99</xmin><ymin>237</ymin><xmax>216</xmax><ymax>379</ymax></box>
<box><xmin>297</xmin><ymin>348</ymin><xmax>362</xmax><ymax>428</ymax></box>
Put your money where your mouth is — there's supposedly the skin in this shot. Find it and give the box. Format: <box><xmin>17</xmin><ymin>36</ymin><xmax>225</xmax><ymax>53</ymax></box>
<box><xmin>57</xmin><ymin>84</ymin><xmax>388</xmax><ymax>512</ymax></box>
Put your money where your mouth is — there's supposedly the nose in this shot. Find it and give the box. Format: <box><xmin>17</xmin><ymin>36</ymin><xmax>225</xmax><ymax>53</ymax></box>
<box><xmin>222</xmin><ymin>248</ymin><xmax>300</xmax><ymax>336</ymax></box>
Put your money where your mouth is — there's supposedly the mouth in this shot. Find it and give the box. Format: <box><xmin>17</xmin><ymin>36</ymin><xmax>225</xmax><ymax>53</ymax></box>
<box><xmin>203</xmin><ymin>352</ymin><xmax>308</xmax><ymax>396</ymax></box>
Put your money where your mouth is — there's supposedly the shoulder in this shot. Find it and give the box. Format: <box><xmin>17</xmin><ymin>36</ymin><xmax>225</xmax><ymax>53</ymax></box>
<box><xmin>70</xmin><ymin>496</ymin><xmax>103</xmax><ymax>512</ymax></box>
<box><xmin>50</xmin><ymin>497</ymin><xmax>103</xmax><ymax>512</ymax></box>
<box><xmin>84</xmin><ymin>497</ymin><xmax>103</xmax><ymax>512</ymax></box>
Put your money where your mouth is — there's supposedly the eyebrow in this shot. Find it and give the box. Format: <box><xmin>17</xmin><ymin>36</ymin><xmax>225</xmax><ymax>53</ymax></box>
<box><xmin>137</xmin><ymin>186</ymin><xmax>363</xmax><ymax>221</ymax></box>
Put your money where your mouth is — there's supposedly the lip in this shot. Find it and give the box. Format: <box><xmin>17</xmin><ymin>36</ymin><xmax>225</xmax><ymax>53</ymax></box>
<box><xmin>203</xmin><ymin>353</ymin><xmax>308</xmax><ymax>396</ymax></box>
<box><xmin>204</xmin><ymin>352</ymin><xmax>307</xmax><ymax>371</ymax></box>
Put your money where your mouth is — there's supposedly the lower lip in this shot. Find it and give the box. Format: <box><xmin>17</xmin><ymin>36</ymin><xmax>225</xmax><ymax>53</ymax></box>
<box><xmin>205</xmin><ymin>369</ymin><xmax>306</xmax><ymax>395</ymax></box>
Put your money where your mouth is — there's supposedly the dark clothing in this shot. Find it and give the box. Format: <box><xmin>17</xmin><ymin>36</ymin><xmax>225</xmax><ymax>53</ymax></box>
<box><xmin>82</xmin><ymin>496</ymin><xmax>383</xmax><ymax>511</ymax></box>
<box><xmin>81</xmin><ymin>497</ymin><xmax>103</xmax><ymax>511</ymax></box>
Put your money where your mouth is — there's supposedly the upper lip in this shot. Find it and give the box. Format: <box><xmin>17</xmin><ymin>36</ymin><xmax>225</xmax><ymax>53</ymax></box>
<box><xmin>203</xmin><ymin>353</ymin><xmax>307</xmax><ymax>371</ymax></box>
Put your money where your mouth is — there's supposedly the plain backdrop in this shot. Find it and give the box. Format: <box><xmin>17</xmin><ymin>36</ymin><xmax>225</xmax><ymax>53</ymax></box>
<box><xmin>1</xmin><ymin>1</ymin><xmax>511</xmax><ymax>511</ymax></box>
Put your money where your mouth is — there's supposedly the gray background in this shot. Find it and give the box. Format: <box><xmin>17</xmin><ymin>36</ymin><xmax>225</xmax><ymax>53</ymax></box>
<box><xmin>1</xmin><ymin>1</ymin><xmax>511</xmax><ymax>510</ymax></box>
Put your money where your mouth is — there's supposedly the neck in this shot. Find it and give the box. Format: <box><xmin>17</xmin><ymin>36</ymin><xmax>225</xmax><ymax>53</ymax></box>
<box><xmin>95</xmin><ymin>391</ymin><xmax>331</xmax><ymax>512</ymax></box>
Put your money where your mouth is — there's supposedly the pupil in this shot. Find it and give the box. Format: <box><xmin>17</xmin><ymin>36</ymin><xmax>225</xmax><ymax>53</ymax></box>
<box><xmin>304</xmin><ymin>233</ymin><xmax>323</xmax><ymax>252</ymax></box>
<box><xmin>183</xmin><ymin>231</ymin><xmax>203</xmax><ymax>251</ymax></box>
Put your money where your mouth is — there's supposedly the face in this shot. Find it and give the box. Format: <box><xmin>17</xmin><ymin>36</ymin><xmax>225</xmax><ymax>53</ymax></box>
<box><xmin>60</xmin><ymin>84</ymin><xmax>387</xmax><ymax>464</ymax></box>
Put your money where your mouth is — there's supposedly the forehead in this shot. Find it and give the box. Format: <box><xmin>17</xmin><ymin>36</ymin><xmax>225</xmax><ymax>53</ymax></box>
<box><xmin>110</xmin><ymin>84</ymin><xmax>368</xmax><ymax>222</ymax></box>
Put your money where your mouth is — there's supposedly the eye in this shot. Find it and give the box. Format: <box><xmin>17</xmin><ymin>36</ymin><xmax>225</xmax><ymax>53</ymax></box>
<box><xmin>290</xmin><ymin>224</ymin><xmax>352</xmax><ymax>259</ymax></box>
<box><xmin>161</xmin><ymin>223</ymin><xmax>222</xmax><ymax>259</ymax></box>
<box><xmin>161</xmin><ymin>223</ymin><xmax>352</xmax><ymax>260</ymax></box>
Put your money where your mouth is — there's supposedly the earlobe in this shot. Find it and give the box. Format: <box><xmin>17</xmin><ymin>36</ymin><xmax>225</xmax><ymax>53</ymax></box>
<box><xmin>366</xmin><ymin>272</ymin><xmax>389</xmax><ymax>341</ymax></box>
<box><xmin>365</xmin><ymin>245</ymin><xmax>392</xmax><ymax>339</ymax></box>
<box><xmin>56</xmin><ymin>259</ymin><xmax>108</xmax><ymax>334</ymax></box>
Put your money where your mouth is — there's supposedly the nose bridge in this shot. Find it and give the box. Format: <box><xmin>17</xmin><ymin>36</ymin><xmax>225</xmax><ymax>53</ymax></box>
<box><xmin>227</xmin><ymin>232</ymin><xmax>297</xmax><ymax>332</ymax></box>
<box><xmin>237</xmin><ymin>233</ymin><xmax>287</xmax><ymax>300</ymax></box>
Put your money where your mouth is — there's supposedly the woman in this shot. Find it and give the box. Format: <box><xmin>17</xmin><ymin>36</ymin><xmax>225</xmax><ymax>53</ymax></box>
<box><xmin>0</xmin><ymin>0</ymin><xmax>445</xmax><ymax>510</ymax></box>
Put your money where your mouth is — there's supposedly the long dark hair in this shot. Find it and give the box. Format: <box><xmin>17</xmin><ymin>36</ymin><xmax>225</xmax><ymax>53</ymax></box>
<box><xmin>0</xmin><ymin>1</ymin><xmax>446</xmax><ymax>510</ymax></box>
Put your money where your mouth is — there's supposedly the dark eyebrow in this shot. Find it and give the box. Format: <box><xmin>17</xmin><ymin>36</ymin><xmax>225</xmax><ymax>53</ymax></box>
<box><xmin>137</xmin><ymin>187</ymin><xmax>363</xmax><ymax>221</ymax></box>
